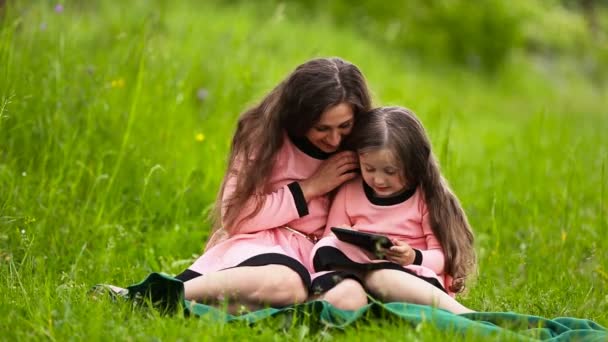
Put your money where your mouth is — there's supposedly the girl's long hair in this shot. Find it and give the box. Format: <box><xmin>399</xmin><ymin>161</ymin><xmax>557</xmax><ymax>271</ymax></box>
<box><xmin>346</xmin><ymin>106</ymin><xmax>476</xmax><ymax>293</ymax></box>
<box><xmin>211</xmin><ymin>57</ymin><xmax>372</xmax><ymax>238</ymax></box>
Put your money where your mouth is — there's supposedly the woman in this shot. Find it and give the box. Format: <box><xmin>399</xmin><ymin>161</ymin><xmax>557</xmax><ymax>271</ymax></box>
<box><xmin>175</xmin><ymin>57</ymin><xmax>373</xmax><ymax>312</ymax></box>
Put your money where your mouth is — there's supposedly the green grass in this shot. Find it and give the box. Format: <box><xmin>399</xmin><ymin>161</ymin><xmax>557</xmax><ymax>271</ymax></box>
<box><xmin>1</xmin><ymin>1</ymin><xmax>607</xmax><ymax>340</ymax></box>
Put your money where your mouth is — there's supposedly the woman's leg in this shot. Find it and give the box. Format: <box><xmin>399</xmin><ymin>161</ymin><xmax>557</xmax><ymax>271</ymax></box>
<box><xmin>174</xmin><ymin>269</ymin><xmax>202</xmax><ymax>282</ymax></box>
<box><xmin>183</xmin><ymin>265</ymin><xmax>308</xmax><ymax>313</ymax></box>
<box><xmin>312</xmin><ymin>278</ymin><xmax>368</xmax><ymax>311</ymax></box>
<box><xmin>364</xmin><ymin>269</ymin><xmax>473</xmax><ymax>314</ymax></box>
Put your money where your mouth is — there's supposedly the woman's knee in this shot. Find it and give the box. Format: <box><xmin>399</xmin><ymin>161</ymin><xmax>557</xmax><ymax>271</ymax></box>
<box><xmin>321</xmin><ymin>279</ymin><xmax>368</xmax><ymax>311</ymax></box>
<box><xmin>253</xmin><ymin>265</ymin><xmax>308</xmax><ymax>305</ymax></box>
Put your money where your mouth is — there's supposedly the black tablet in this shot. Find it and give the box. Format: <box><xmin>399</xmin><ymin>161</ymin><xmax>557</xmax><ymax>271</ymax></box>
<box><xmin>330</xmin><ymin>227</ymin><xmax>394</xmax><ymax>254</ymax></box>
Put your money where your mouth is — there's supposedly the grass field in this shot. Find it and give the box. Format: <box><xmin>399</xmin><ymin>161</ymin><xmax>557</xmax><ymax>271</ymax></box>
<box><xmin>1</xmin><ymin>1</ymin><xmax>607</xmax><ymax>340</ymax></box>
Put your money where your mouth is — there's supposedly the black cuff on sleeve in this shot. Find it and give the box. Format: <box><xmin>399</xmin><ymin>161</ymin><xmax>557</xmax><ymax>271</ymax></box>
<box><xmin>413</xmin><ymin>249</ymin><xmax>423</xmax><ymax>265</ymax></box>
<box><xmin>287</xmin><ymin>182</ymin><xmax>309</xmax><ymax>217</ymax></box>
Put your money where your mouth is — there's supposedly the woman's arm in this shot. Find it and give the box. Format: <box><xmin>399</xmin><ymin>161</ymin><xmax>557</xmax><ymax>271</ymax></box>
<box><xmin>222</xmin><ymin>176</ymin><xmax>309</xmax><ymax>235</ymax></box>
<box><xmin>223</xmin><ymin>151</ymin><xmax>358</xmax><ymax>235</ymax></box>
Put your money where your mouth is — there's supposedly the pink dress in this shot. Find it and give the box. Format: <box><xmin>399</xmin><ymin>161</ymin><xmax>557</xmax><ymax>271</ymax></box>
<box><xmin>310</xmin><ymin>178</ymin><xmax>454</xmax><ymax>296</ymax></box>
<box><xmin>185</xmin><ymin>133</ymin><xmax>330</xmax><ymax>288</ymax></box>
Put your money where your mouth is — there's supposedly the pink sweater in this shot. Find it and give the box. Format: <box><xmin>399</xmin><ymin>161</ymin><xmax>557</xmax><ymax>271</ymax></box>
<box><xmin>191</xmin><ymin>133</ymin><xmax>332</xmax><ymax>276</ymax></box>
<box><xmin>324</xmin><ymin>178</ymin><xmax>446</xmax><ymax>275</ymax></box>
<box><xmin>222</xmin><ymin>132</ymin><xmax>330</xmax><ymax>237</ymax></box>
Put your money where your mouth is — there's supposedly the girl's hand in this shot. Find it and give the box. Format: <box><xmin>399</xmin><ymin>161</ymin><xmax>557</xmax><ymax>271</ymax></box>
<box><xmin>299</xmin><ymin>151</ymin><xmax>358</xmax><ymax>200</ymax></box>
<box><xmin>384</xmin><ymin>240</ymin><xmax>416</xmax><ymax>265</ymax></box>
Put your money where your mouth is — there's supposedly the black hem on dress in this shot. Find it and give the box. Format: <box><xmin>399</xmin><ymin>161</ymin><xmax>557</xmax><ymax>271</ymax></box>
<box><xmin>174</xmin><ymin>269</ymin><xmax>203</xmax><ymax>282</ymax></box>
<box><xmin>310</xmin><ymin>271</ymin><xmax>366</xmax><ymax>295</ymax></box>
<box><xmin>176</xmin><ymin>253</ymin><xmax>311</xmax><ymax>290</ymax></box>
<box><xmin>233</xmin><ymin>253</ymin><xmax>312</xmax><ymax>290</ymax></box>
<box><xmin>312</xmin><ymin>246</ymin><xmax>446</xmax><ymax>293</ymax></box>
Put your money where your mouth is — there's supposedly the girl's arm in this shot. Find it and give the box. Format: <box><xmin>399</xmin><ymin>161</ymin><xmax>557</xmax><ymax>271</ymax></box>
<box><xmin>322</xmin><ymin>184</ymin><xmax>352</xmax><ymax>236</ymax></box>
<box><xmin>416</xmin><ymin>208</ymin><xmax>446</xmax><ymax>274</ymax></box>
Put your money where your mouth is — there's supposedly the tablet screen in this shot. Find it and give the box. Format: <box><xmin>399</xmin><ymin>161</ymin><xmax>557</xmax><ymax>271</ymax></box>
<box><xmin>330</xmin><ymin>227</ymin><xmax>393</xmax><ymax>254</ymax></box>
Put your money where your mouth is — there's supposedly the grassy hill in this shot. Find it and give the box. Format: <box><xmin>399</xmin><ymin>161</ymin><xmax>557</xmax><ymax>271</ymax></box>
<box><xmin>1</xmin><ymin>1</ymin><xmax>606</xmax><ymax>340</ymax></box>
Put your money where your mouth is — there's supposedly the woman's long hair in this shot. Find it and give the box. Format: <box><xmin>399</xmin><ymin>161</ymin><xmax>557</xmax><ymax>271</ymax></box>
<box><xmin>346</xmin><ymin>106</ymin><xmax>476</xmax><ymax>293</ymax></box>
<box><xmin>212</xmin><ymin>57</ymin><xmax>372</xmax><ymax>239</ymax></box>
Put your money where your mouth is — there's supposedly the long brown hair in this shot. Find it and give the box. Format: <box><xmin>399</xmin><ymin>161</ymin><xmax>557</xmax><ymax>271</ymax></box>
<box><xmin>346</xmin><ymin>106</ymin><xmax>476</xmax><ymax>293</ymax></box>
<box><xmin>213</xmin><ymin>57</ymin><xmax>372</xmax><ymax>237</ymax></box>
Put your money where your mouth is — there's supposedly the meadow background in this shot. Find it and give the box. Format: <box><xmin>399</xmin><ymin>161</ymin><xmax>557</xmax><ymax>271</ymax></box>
<box><xmin>1</xmin><ymin>0</ymin><xmax>607</xmax><ymax>340</ymax></box>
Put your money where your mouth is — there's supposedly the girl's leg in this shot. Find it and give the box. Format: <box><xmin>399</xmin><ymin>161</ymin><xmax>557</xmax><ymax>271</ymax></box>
<box><xmin>364</xmin><ymin>269</ymin><xmax>473</xmax><ymax>314</ymax></box>
<box><xmin>312</xmin><ymin>278</ymin><xmax>368</xmax><ymax>311</ymax></box>
<box><xmin>183</xmin><ymin>265</ymin><xmax>308</xmax><ymax>313</ymax></box>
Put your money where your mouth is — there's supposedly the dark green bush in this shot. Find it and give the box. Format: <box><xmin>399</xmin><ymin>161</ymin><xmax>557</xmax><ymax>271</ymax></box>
<box><xmin>273</xmin><ymin>0</ymin><xmax>526</xmax><ymax>72</ymax></box>
<box><xmin>214</xmin><ymin>0</ymin><xmax>606</xmax><ymax>79</ymax></box>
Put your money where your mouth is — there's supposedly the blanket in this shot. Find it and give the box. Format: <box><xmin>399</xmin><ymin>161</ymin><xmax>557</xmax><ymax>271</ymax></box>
<box><xmin>120</xmin><ymin>272</ymin><xmax>607</xmax><ymax>341</ymax></box>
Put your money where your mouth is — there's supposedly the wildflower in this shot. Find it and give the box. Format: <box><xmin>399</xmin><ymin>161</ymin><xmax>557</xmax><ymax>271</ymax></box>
<box><xmin>55</xmin><ymin>4</ymin><xmax>64</xmax><ymax>13</ymax></box>
<box><xmin>561</xmin><ymin>230</ymin><xmax>567</xmax><ymax>242</ymax></box>
<box><xmin>195</xmin><ymin>133</ymin><xmax>205</xmax><ymax>142</ymax></box>
<box><xmin>196</xmin><ymin>88</ymin><xmax>209</xmax><ymax>101</ymax></box>
<box><xmin>110</xmin><ymin>78</ymin><xmax>125</xmax><ymax>88</ymax></box>
<box><xmin>40</xmin><ymin>22</ymin><xmax>47</xmax><ymax>31</ymax></box>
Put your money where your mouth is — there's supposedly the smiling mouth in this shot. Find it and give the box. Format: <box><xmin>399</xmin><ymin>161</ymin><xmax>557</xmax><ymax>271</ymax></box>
<box><xmin>322</xmin><ymin>142</ymin><xmax>338</xmax><ymax>150</ymax></box>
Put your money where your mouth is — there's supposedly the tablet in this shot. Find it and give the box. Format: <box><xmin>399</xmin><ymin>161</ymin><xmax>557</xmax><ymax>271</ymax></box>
<box><xmin>330</xmin><ymin>227</ymin><xmax>393</xmax><ymax>254</ymax></box>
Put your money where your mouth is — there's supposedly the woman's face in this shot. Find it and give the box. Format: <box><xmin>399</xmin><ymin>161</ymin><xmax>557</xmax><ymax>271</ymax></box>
<box><xmin>305</xmin><ymin>102</ymin><xmax>354</xmax><ymax>153</ymax></box>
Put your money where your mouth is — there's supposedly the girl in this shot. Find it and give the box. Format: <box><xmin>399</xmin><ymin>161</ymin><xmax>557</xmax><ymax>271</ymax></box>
<box><xmin>170</xmin><ymin>57</ymin><xmax>373</xmax><ymax>312</ymax></box>
<box><xmin>310</xmin><ymin>106</ymin><xmax>476</xmax><ymax>314</ymax></box>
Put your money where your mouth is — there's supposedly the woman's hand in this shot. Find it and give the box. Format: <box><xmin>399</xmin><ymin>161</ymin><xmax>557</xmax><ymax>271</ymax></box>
<box><xmin>299</xmin><ymin>151</ymin><xmax>358</xmax><ymax>200</ymax></box>
<box><xmin>383</xmin><ymin>240</ymin><xmax>416</xmax><ymax>266</ymax></box>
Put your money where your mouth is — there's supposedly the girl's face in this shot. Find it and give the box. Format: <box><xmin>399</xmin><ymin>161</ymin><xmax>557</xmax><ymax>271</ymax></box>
<box><xmin>305</xmin><ymin>102</ymin><xmax>354</xmax><ymax>153</ymax></box>
<box><xmin>359</xmin><ymin>148</ymin><xmax>407</xmax><ymax>198</ymax></box>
